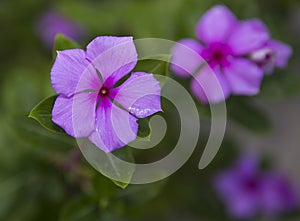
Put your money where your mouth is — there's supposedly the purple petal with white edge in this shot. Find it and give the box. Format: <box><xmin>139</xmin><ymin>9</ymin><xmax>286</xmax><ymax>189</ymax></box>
<box><xmin>196</xmin><ymin>5</ymin><xmax>237</xmax><ymax>44</ymax></box>
<box><xmin>266</xmin><ymin>40</ymin><xmax>292</xmax><ymax>68</ymax></box>
<box><xmin>89</xmin><ymin>97</ymin><xmax>138</xmax><ymax>152</ymax></box>
<box><xmin>111</xmin><ymin>72</ymin><xmax>161</xmax><ymax>118</ymax></box>
<box><xmin>171</xmin><ymin>39</ymin><xmax>205</xmax><ymax>77</ymax></box>
<box><xmin>223</xmin><ymin>58</ymin><xmax>263</xmax><ymax>95</ymax></box>
<box><xmin>52</xmin><ymin>92</ymin><xmax>98</xmax><ymax>138</ymax></box>
<box><xmin>86</xmin><ymin>36</ymin><xmax>137</xmax><ymax>88</ymax></box>
<box><xmin>228</xmin><ymin>19</ymin><xmax>270</xmax><ymax>55</ymax></box>
<box><xmin>51</xmin><ymin>49</ymin><xmax>99</xmax><ymax>97</ymax></box>
<box><xmin>191</xmin><ymin>65</ymin><xmax>231</xmax><ymax>103</ymax></box>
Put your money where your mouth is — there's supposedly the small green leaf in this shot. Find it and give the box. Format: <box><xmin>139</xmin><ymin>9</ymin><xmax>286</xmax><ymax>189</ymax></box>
<box><xmin>53</xmin><ymin>33</ymin><xmax>80</xmax><ymax>59</ymax></box>
<box><xmin>137</xmin><ymin>118</ymin><xmax>151</xmax><ymax>139</ymax></box>
<box><xmin>133</xmin><ymin>54</ymin><xmax>170</xmax><ymax>77</ymax></box>
<box><xmin>29</xmin><ymin>95</ymin><xmax>65</xmax><ymax>133</ymax></box>
<box><xmin>113</xmin><ymin>55</ymin><xmax>170</xmax><ymax>88</ymax></box>
<box><xmin>92</xmin><ymin>174</ymin><xmax>117</xmax><ymax>200</ymax></box>
<box><xmin>228</xmin><ymin>98</ymin><xmax>271</xmax><ymax>134</ymax></box>
<box><xmin>109</xmin><ymin>147</ymin><xmax>135</xmax><ymax>189</ymax></box>
<box><xmin>111</xmin><ymin>180</ymin><xmax>129</xmax><ymax>189</ymax></box>
<box><xmin>78</xmin><ymin>139</ymin><xmax>135</xmax><ymax>189</ymax></box>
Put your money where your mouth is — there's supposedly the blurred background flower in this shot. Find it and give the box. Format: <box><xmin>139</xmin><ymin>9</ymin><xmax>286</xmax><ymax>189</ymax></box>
<box><xmin>214</xmin><ymin>153</ymin><xmax>298</xmax><ymax>219</ymax></box>
<box><xmin>171</xmin><ymin>5</ymin><xmax>292</xmax><ymax>103</ymax></box>
<box><xmin>35</xmin><ymin>9</ymin><xmax>86</xmax><ymax>48</ymax></box>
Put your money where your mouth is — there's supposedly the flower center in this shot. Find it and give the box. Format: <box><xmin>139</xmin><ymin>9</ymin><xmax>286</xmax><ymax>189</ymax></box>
<box><xmin>201</xmin><ymin>43</ymin><xmax>232</xmax><ymax>68</ymax></box>
<box><xmin>212</xmin><ymin>50</ymin><xmax>225</xmax><ymax>63</ymax></box>
<box><xmin>243</xmin><ymin>176</ymin><xmax>260</xmax><ymax>193</ymax></box>
<box><xmin>99</xmin><ymin>87</ymin><xmax>109</xmax><ymax>97</ymax></box>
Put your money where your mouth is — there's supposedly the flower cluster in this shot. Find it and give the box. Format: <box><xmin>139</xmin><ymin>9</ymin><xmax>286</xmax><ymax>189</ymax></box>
<box><xmin>214</xmin><ymin>154</ymin><xmax>298</xmax><ymax>219</ymax></box>
<box><xmin>171</xmin><ymin>5</ymin><xmax>292</xmax><ymax>103</ymax></box>
<box><xmin>51</xmin><ymin>36</ymin><xmax>161</xmax><ymax>152</ymax></box>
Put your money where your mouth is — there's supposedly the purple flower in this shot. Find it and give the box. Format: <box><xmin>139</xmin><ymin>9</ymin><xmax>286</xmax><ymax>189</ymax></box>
<box><xmin>214</xmin><ymin>154</ymin><xmax>298</xmax><ymax>219</ymax></box>
<box><xmin>51</xmin><ymin>36</ymin><xmax>162</xmax><ymax>152</ymax></box>
<box><xmin>171</xmin><ymin>5</ymin><xmax>292</xmax><ymax>103</ymax></box>
<box><xmin>36</xmin><ymin>10</ymin><xmax>85</xmax><ymax>47</ymax></box>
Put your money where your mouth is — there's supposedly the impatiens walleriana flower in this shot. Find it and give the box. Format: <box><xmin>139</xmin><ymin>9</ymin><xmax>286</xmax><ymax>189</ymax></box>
<box><xmin>214</xmin><ymin>154</ymin><xmax>298</xmax><ymax>219</ymax></box>
<box><xmin>51</xmin><ymin>36</ymin><xmax>162</xmax><ymax>152</ymax></box>
<box><xmin>171</xmin><ymin>5</ymin><xmax>292</xmax><ymax>103</ymax></box>
<box><xmin>36</xmin><ymin>10</ymin><xmax>85</xmax><ymax>47</ymax></box>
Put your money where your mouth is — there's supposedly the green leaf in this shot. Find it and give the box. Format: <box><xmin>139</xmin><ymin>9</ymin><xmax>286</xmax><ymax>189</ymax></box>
<box><xmin>113</xmin><ymin>55</ymin><xmax>170</xmax><ymax>89</ymax></box>
<box><xmin>137</xmin><ymin>118</ymin><xmax>151</xmax><ymax>139</ymax></box>
<box><xmin>111</xmin><ymin>180</ymin><xmax>129</xmax><ymax>189</ymax></box>
<box><xmin>92</xmin><ymin>174</ymin><xmax>117</xmax><ymax>200</ymax></box>
<box><xmin>78</xmin><ymin>139</ymin><xmax>135</xmax><ymax>189</ymax></box>
<box><xmin>133</xmin><ymin>54</ymin><xmax>170</xmax><ymax>77</ymax></box>
<box><xmin>228</xmin><ymin>98</ymin><xmax>271</xmax><ymax>134</ymax></box>
<box><xmin>110</xmin><ymin>147</ymin><xmax>135</xmax><ymax>189</ymax></box>
<box><xmin>28</xmin><ymin>95</ymin><xmax>65</xmax><ymax>133</ymax></box>
<box><xmin>53</xmin><ymin>33</ymin><xmax>80</xmax><ymax>59</ymax></box>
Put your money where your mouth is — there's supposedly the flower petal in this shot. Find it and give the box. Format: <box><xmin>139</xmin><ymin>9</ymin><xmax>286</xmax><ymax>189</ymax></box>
<box><xmin>86</xmin><ymin>36</ymin><xmax>137</xmax><ymax>87</ymax></box>
<box><xmin>52</xmin><ymin>92</ymin><xmax>98</xmax><ymax>138</ymax></box>
<box><xmin>223</xmin><ymin>58</ymin><xmax>263</xmax><ymax>95</ymax></box>
<box><xmin>228</xmin><ymin>19</ymin><xmax>270</xmax><ymax>55</ymax></box>
<box><xmin>89</xmin><ymin>97</ymin><xmax>138</xmax><ymax>152</ymax></box>
<box><xmin>266</xmin><ymin>40</ymin><xmax>292</xmax><ymax>68</ymax></box>
<box><xmin>196</xmin><ymin>5</ymin><xmax>237</xmax><ymax>44</ymax></box>
<box><xmin>191</xmin><ymin>65</ymin><xmax>231</xmax><ymax>103</ymax></box>
<box><xmin>170</xmin><ymin>39</ymin><xmax>205</xmax><ymax>77</ymax></box>
<box><xmin>227</xmin><ymin>193</ymin><xmax>259</xmax><ymax>219</ymax></box>
<box><xmin>111</xmin><ymin>72</ymin><xmax>161</xmax><ymax>118</ymax></box>
<box><xmin>214</xmin><ymin>170</ymin><xmax>240</xmax><ymax>201</ymax></box>
<box><xmin>51</xmin><ymin>49</ymin><xmax>100</xmax><ymax>97</ymax></box>
<box><xmin>235</xmin><ymin>153</ymin><xmax>260</xmax><ymax>174</ymax></box>
<box><xmin>261</xmin><ymin>173</ymin><xmax>298</xmax><ymax>215</ymax></box>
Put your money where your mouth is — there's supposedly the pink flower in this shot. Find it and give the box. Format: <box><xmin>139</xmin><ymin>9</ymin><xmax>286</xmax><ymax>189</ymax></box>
<box><xmin>51</xmin><ymin>36</ymin><xmax>161</xmax><ymax>152</ymax></box>
<box><xmin>171</xmin><ymin>5</ymin><xmax>292</xmax><ymax>103</ymax></box>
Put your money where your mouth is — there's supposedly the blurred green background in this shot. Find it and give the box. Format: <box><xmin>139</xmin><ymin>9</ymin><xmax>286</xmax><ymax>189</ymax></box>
<box><xmin>1</xmin><ymin>0</ymin><xmax>300</xmax><ymax>220</ymax></box>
